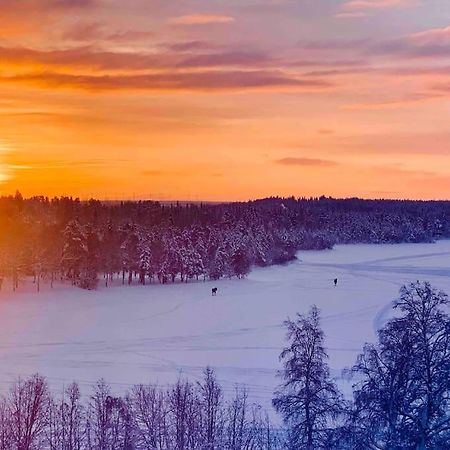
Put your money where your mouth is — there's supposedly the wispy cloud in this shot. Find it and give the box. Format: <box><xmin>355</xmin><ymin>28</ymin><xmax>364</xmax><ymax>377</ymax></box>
<box><xmin>0</xmin><ymin>45</ymin><xmax>273</xmax><ymax>71</ymax></box>
<box><xmin>337</xmin><ymin>0</ymin><xmax>419</xmax><ymax>17</ymax></box>
<box><xmin>0</xmin><ymin>0</ymin><xmax>96</xmax><ymax>9</ymax></box>
<box><xmin>409</xmin><ymin>25</ymin><xmax>450</xmax><ymax>44</ymax></box>
<box><xmin>168</xmin><ymin>14</ymin><xmax>235</xmax><ymax>26</ymax></box>
<box><xmin>9</xmin><ymin>158</ymin><xmax>119</xmax><ymax>170</ymax></box>
<box><xmin>0</xmin><ymin>70</ymin><xmax>333</xmax><ymax>93</ymax></box>
<box><xmin>177</xmin><ymin>51</ymin><xmax>272</xmax><ymax>68</ymax></box>
<box><xmin>433</xmin><ymin>83</ymin><xmax>450</xmax><ymax>94</ymax></box>
<box><xmin>63</xmin><ymin>22</ymin><xmax>154</xmax><ymax>43</ymax></box>
<box><xmin>373</xmin><ymin>26</ymin><xmax>450</xmax><ymax>58</ymax></box>
<box><xmin>341</xmin><ymin>92</ymin><xmax>445</xmax><ymax>110</ymax></box>
<box><xmin>165</xmin><ymin>41</ymin><xmax>216</xmax><ymax>53</ymax></box>
<box><xmin>335</xmin><ymin>12</ymin><xmax>368</xmax><ymax>18</ymax></box>
<box><xmin>275</xmin><ymin>157</ymin><xmax>338</xmax><ymax>167</ymax></box>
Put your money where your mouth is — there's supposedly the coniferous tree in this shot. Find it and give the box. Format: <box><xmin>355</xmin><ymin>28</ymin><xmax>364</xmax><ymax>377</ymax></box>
<box><xmin>62</xmin><ymin>220</ymin><xmax>87</xmax><ymax>285</ymax></box>
<box><xmin>231</xmin><ymin>246</ymin><xmax>251</xmax><ymax>278</ymax></box>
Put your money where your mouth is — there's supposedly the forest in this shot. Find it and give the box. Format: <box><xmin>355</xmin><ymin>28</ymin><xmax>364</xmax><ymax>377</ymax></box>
<box><xmin>1</xmin><ymin>193</ymin><xmax>450</xmax><ymax>290</ymax></box>
<box><xmin>0</xmin><ymin>281</ymin><xmax>448</xmax><ymax>449</ymax></box>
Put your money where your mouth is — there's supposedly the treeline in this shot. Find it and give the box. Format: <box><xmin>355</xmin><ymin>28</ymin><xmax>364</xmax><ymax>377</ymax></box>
<box><xmin>0</xmin><ymin>369</ymin><xmax>282</xmax><ymax>450</ymax></box>
<box><xmin>0</xmin><ymin>281</ymin><xmax>448</xmax><ymax>449</ymax></box>
<box><xmin>1</xmin><ymin>193</ymin><xmax>450</xmax><ymax>290</ymax></box>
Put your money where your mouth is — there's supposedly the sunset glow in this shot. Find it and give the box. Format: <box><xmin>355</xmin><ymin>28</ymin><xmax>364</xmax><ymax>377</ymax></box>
<box><xmin>0</xmin><ymin>0</ymin><xmax>449</xmax><ymax>200</ymax></box>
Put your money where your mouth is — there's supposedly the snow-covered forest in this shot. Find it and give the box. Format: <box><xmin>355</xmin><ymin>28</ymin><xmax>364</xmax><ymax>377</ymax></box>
<box><xmin>0</xmin><ymin>281</ymin><xmax>449</xmax><ymax>449</ymax></box>
<box><xmin>1</xmin><ymin>193</ymin><xmax>450</xmax><ymax>290</ymax></box>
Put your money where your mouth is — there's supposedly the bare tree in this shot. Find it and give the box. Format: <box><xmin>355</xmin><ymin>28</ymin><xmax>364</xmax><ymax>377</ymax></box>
<box><xmin>8</xmin><ymin>374</ymin><xmax>50</xmax><ymax>450</ymax></box>
<box><xmin>350</xmin><ymin>282</ymin><xmax>450</xmax><ymax>450</ymax></box>
<box><xmin>46</xmin><ymin>383</ymin><xmax>85</xmax><ymax>450</ymax></box>
<box><xmin>198</xmin><ymin>367</ymin><xmax>224</xmax><ymax>450</ymax></box>
<box><xmin>273</xmin><ymin>306</ymin><xmax>343</xmax><ymax>450</ymax></box>
<box><xmin>130</xmin><ymin>384</ymin><xmax>168</xmax><ymax>450</ymax></box>
<box><xmin>0</xmin><ymin>397</ymin><xmax>12</xmax><ymax>450</ymax></box>
<box><xmin>167</xmin><ymin>379</ymin><xmax>201</xmax><ymax>450</ymax></box>
<box><xmin>225</xmin><ymin>387</ymin><xmax>248</xmax><ymax>450</ymax></box>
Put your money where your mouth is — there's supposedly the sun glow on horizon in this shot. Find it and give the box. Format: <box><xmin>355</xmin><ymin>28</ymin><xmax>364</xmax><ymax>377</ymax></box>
<box><xmin>0</xmin><ymin>141</ymin><xmax>12</xmax><ymax>184</ymax></box>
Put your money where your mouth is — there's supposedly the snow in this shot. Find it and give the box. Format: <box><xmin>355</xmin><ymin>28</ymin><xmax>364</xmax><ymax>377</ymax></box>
<box><xmin>1</xmin><ymin>240</ymin><xmax>450</xmax><ymax>411</ymax></box>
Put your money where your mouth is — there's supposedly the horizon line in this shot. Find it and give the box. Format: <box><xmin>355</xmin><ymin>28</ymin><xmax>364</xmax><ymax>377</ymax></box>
<box><xmin>2</xmin><ymin>192</ymin><xmax>450</xmax><ymax>204</ymax></box>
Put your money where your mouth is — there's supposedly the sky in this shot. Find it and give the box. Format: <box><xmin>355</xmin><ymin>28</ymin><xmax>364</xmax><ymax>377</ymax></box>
<box><xmin>0</xmin><ymin>0</ymin><xmax>449</xmax><ymax>201</ymax></box>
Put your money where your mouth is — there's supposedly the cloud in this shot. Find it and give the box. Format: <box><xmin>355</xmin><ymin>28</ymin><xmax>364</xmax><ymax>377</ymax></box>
<box><xmin>62</xmin><ymin>22</ymin><xmax>103</xmax><ymax>40</ymax></box>
<box><xmin>142</xmin><ymin>169</ymin><xmax>192</xmax><ymax>177</ymax></box>
<box><xmin>0</xmin><ymin>42</ymin><xmax>335</xmax><ymax>94</ymax></box>
<box><xmin>0</xmin><ymin>70</ymin><xmax>333</xmax><ymax>92</ymax></box>
<box><xmin>334</xmin><ymin>131</ymin><xmax>450</xmax><ymax>155</ymax></box>
<box><xmin>53</xmin><ymin>0</ymin><xmax>94</xmax><ymax>6</ymax></box>
<box><xmin>177</xmin><ymin>51</ymin><xmax>272</xmax><ymax>68</ymax></box>
<box><xmin>337</xmin><ymin>0</ymin><xmax>419</xmax><ymax>17</ymax></box>
<box><xmin>373</xmin><ymin>26</ymin><xmax>450</xmax><ymax>58</ymax></box>
<box><xmin>63</xmin><ymin>22</ymin><xmax>154</xmax><ymax>43</ymax></box>
<box><xmin>275</xmin><ymin>157</ymin><xmax>338</xmax><ymax>167</ymax></box>
<box><xmin>341</xmin><ymin>0</ymin><xmax>418</xmax><ymax>11</ymax></box>
<box><xmin>0</xmin><ymin>45</ymin><xmax>170</xmax><ymax>71</ymax></box>
<box><xmin>51</xmin><ymin>0</ymin><xmax>95</xmax><ymax>7</ymax></box>
<box><xmin>288</xmin><ymin>58</ymin><xmax>368</xmax><ymax>68</ymax></box>
<box><xmin>168</xmin><ymin>14</ymin><xmax>235</xmax><ymax>26</ymax></box>
<box><xmin>378</xmin><ymin>25</ymin><xmax>450</xmax><ymax>57</ymax></box>
<box><xmin>366</xmin><ymin>164</ymin><xmax>450</xmax><ymax>184</ymax></box>
<box><xmin>304</xmin><ymin>25</ymin><xmax>450</xmax><ymax>59</ymax></box>
<box><xmin>433</xmin><ymin>83</ymin><xmax>450</xmax><ymax>93</ymax></box>
<box><xmin>9</xmin><ymin>158</ymin><xmax>114</xmax><ymax>170</ymax></box>
<box><xmin>381</xmin><ymin>65</ymin><xmax>450</xmax><ymax>77</ymax></box>
<box><xmin>409</xmin><ymin>25</ymin><xmax>450</xmax><ymax>44</ymax></box>
<box><xmin>0</xmin><ymin>0</ymin><xmax>95</xmax><ymax>11</ymax></box>
<box><xmin>341</xmin><ymin>92</ymin><xmax>445</xmax><ymax>110</ymax></box>
<box><xmin>0</xmin><ymin>45</ymin><xmax>274</xmax><ymax>71</ymax></box>
<box><xmin>0</xmin><ymin>0</ymin><xmax>96</xmax><ymax>38</ymax></box>
<box><xmin>165</xmin><ymin>41</ymin><xmax>216</xmax><ymax>53</ymax></box>
<box><xmin>335</xmin><ymin>12</ymin><xmax>368</xmax><ymax>18</ymax></box>
<box><xmin>303</xmin><ymin>67</ymin><xmax>372</xmax><ymax>77</ymax></box>
<box><xmin>300</xmin><ymin>39</ymin><xmax>371</xmax><ymax>50</ymax></box>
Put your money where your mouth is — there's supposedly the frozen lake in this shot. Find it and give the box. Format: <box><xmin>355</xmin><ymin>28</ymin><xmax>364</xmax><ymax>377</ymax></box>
<box><xmin>1</xmin><ymin>240</ymin><xmax>450</xmax><ymax>410</ymax></box>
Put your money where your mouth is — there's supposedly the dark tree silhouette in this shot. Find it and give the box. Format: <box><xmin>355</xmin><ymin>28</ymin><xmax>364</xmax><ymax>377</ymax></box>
<box><xmin>273</xmin><ymin>306</ymin><xmax>343</xmax><ymax>449</ymax></box>
<box><xmin>348</xmin><ymin>282</ymin><xmax>450</xmax><ymax>449</ymax></box>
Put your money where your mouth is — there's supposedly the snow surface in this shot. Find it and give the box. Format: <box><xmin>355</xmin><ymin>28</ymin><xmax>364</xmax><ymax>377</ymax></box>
<box><xmin>1</xmin><ymin>241</ymin><xmax>450</xmax><ymax>411</ymax></box>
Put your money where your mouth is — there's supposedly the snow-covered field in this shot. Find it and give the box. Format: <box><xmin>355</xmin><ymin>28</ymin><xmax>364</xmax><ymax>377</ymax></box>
<box><xmin>1</xmin><ymin>241</ymin><xmax>450</xmax><ymax>411</ymax></box>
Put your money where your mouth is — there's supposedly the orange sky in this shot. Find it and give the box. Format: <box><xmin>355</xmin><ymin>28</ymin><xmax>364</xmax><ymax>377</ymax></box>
<box><xmin>0</xmin><ymin>0</ymin><xmax>449</xmax><ymax>201</ymax></box>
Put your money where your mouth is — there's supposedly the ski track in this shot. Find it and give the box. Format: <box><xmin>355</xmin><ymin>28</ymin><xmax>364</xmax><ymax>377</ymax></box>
<box><xmin>1</xmin><ymin>240</ymin><xmax>450</xmax><ymax>410</ymax></box>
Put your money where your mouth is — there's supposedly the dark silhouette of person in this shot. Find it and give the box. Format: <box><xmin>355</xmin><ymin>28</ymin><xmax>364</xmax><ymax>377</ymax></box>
<box><xmin>334</xmin><ymin>278</ymin><xmax>338</xmax><ymax>286</ymax></box>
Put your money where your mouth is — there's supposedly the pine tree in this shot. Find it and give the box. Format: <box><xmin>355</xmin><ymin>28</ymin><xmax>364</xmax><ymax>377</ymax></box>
<box><xmin>231</xmin><ymin>246</ymin><xmax>251</xmax><ymax>278</ymax></box>
<box><xmin>120</xmin><ymin>226</ymin><xmax>140</xmax><ymax>285</ymax></box>
<box><xmin>80</xmin><ymin>223</ymin><xmax>100</xmax><ymax>290</ymax></box>
<box><xmin>62</xmin><ymin>220</ymin><xmax>87</xmax><ymax>285</ymax></box>
<box><xmin>102</xmin><ymin>221</ymin><xmax>121</xmax><ymax>287</ymax></box>
<box><xmin>138</xmin><ymin>242</ymin><xmax>151</xmax><ymax>285</ymax></box>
